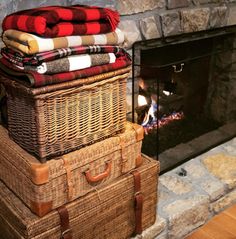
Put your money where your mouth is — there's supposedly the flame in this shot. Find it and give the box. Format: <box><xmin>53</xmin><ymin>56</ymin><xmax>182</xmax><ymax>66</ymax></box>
<box><xmin>142</xmin><ymin>99</ymin><xmax>157</xmax><ymax>127</ymax></box>
<box><xmin>137</xmin><ymin>93</ymin><xmax>184</xmax><ymax>135</ymax></box>
<box><xmin>162</xmin><ymin>90</ymin><xmax>172</xmax><ymax>96</ymax></box>
<box><xmin>138</xmin><ymin>95</ymin><xmax>148</xmax><ymax>106</ymax></box>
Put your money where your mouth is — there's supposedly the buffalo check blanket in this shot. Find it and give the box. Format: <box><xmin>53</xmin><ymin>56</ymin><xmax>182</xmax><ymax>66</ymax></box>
<box><xmin>1</xmin><ymin>45</ymin><xmax>121</xmax><ymax>67</ymax></box>
<box><xmin>0</xmin><ymin>50</ymin><xmax>131</xmax><ymax>87</ymax></box>
<box><xmin>2</xmin><ymin>28</ymin><xmax>125</xmax><ymax>55</ymax></box>
<box><xmin>15</xmin><ymin>53</ymin><xmax>116</xmax><ymax>74</ymax></box>
<box><xmin>2</xmin><ymin>5</ymin><xmax>119</xmax><ymax>37</ymax></box>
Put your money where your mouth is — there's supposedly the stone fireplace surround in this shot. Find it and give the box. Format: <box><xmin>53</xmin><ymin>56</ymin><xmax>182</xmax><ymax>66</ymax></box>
<box><xmin>0</xmin><ymin>0</ymin><xmax>236</xmax><ymax>239</ymax></box>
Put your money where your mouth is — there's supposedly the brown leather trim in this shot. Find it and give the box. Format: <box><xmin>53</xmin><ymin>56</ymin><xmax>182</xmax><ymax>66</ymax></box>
<box><xmin>63</xmin><ymin>158</ymin><xmax>74</xmax><ymax>201</ymax></box>
<box><xmin>135</xmin><ymin>154</ymin><xmax>143</xmax><ymax>168</ymax></box>
<box><xmin>131</xmin><ymin>170</ymin><xmax>143</xmax><ymax>235</ymax></box>
<box><xmin>57</xmin><ymin>206</ymin><xmax>72</xmax><ymax>239</ymax></box>
<box><xmin>134</xmin><ymin>193</ymin><xmax>144</xmax><ymax>234</ymax></box>
<box><xmin>132</xmin><ymin>170</ymin><xmax>141</xmax><ymax>195</ymax></box>
<box><xmin>30</xmin><ymin>163</ymin><xmax>49</xmax><ymax>185</ymax></box>
<box><xmin>30</xmin><ymin>200</ymin><xmax>53</xmax><ymax>217</ymax></box>
<box><xmin>132</xmin><ymin>123</ymin><xmax>144</xmax><ymax>141</ymax></box>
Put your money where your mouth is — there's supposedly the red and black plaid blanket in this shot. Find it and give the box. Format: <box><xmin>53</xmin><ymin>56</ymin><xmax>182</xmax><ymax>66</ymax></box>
<box><xmin>0</xmin><ymin>50</ymin><xmax>131</xmax><ymax>87</ymax></box>
<box><xmin>2</xmin><ymin>4</ymin><xmax>119</xmax><ymax>37</ymax></box>
<box><xmin>1</xmin><ymin>45</ymin><xmax>121</xmax><ymax>67</ymax></box>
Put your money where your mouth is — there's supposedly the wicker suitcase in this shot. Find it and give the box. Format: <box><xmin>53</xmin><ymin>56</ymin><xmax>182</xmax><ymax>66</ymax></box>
<box><xmin>0</xmin><ymin>155</ymin><xmax>159</xmax><ymax>239</ymax></box>
<box><xmin>0</xmin><ymin>67</ymin><xmax>130</xmax><ymax>161</ymax></box>
<box><xmin>0</xmin><ymin>122</ymin><xmax>143</xmax><ymax>217</ymax></box>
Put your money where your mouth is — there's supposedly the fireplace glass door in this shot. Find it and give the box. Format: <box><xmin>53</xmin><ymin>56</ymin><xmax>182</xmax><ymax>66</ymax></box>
<box><xmin>132</xmin><ymin>30</ymin><xmax>236</xmax><ymax>171</ymax></box>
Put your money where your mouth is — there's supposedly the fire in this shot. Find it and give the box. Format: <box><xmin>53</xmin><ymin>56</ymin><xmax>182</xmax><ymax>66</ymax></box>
<box><xmin>158</xmin><ymin>111</ymin><xmax>184</xmax><ymax>127</ymax></box>
<box><xmin>138</xmin><ymin>95</ymin><xmax>148</xmax><ymax>106</ymax></box>
<box><xmin>142</xmin><ymin>99</ymin><xmax>157</xmax><ymax>127</ymax></box>
<box><xmin>162</xmin><ymin>90</ymin><xmax>172</xmax><ymax>96</ymax></box>
<box><xmin>137</xmin><ymin>94</ymin><xmax>184</xmax><ymax>134</ymax></box>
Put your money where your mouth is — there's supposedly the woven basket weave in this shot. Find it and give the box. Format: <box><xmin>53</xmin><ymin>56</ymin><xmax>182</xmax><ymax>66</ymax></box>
<box><xmin>0</xmin><ymin>155</ymin><xmax>159</xmax><ymax>239</ymax></box>
<box><xmin>0</xmin><ymin>122</ymin><xmax>144</xmax><ymax>217</ymax></box>
<box><xmin>0</xmin><ymin>67</ymin><xmax>130</xmax><ymax>161</ymax></box>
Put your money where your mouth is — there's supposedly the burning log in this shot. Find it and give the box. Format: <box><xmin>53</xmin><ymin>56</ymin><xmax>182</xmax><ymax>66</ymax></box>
<box><xmin>158</xmin><ymin>111</ymin><xmax>184</xmax><ymax>128</ymax></box>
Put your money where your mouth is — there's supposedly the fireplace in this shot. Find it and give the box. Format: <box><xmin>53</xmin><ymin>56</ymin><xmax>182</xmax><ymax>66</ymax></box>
<box><xmin>131</xmin><ymin>26</ymin><xmax>236</xmax><ymax>173</ymax></box>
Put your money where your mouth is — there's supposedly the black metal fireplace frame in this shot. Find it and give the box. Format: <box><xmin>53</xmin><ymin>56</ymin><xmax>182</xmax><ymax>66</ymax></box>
<box><xmin>131</xmin><ymin>25</ymin><xmax>236</xmax><ymax>172</ymax></box>
<box><xmin>131</xmin><ymin>25</ymin><xmax>236</xmax><ymax>123</ymax></box>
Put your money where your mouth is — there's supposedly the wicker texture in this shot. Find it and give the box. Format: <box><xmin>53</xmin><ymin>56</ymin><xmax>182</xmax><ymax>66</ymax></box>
<box><xmin>0</xmin><ymin>155</ymin><xmax>159</xmax><ymax>239</ymax></box>
<box><xmin>0</xmin><ymin>67</ymin><xmax>131</xmax><ymax>161</ymax></box>
<box><xmin>0</xmin><ymin>122</ymin><xmax>144</xmax><ymax>217</ymax></box>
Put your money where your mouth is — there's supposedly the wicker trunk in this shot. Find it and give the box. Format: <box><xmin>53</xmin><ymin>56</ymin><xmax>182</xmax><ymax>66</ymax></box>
<box><xmin>0</xmin><ymin>67</ymin><xmax>130</xmax><ymax>161</ymax></box>
<box><xmin>0</xmin><ymin>155</ymin><xmax>159</xmax><ymax>239</ymax></box>
<box><xmin>0</xmin><ymin>122</ymin><xmax>144</xmax><ymax>217</ymax></box>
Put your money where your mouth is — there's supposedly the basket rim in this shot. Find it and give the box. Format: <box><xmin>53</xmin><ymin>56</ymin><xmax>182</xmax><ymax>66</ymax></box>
<box><xmin>0</xmin><ymin>66</ymin><xmax>131</xmax><ymax>96</ymax></box>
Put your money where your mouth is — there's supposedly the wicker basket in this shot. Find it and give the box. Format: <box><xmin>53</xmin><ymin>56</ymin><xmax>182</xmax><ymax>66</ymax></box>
<box><xmin>0</xmin><ymin>155</ymin><xmax>159</xmax><ymax>239</ymax></box>
<box><xmin>0</xmin><ymin>122</ymin><xmax>144</xmax><ymax>217</ymax></box>
<box><xmin>0</xmin><ymin>67</ymin><xmax>130</xmax><ymax>161</ymax></box>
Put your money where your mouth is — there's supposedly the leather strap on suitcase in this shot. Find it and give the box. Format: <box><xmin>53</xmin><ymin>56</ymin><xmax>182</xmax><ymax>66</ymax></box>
<box><xmin>132</xmin><ymin>170</ymin><xmax>143</xmax><ymax>235</ymax></box>
<box><xmin>57</xmin><ymin>169</ymin><xmax>144</xmax><ymax>238</ymax></box>
<box><xmin>57</xmin><ymin>206</ymin><xmax>72</xmax><ymax>239</ymax></box>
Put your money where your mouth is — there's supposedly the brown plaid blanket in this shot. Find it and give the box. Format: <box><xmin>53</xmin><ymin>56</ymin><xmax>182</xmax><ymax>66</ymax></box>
<box><xmin>15</xmin><ymin>53</ymin><xmax>116</xmax><ymax>74</ymax></box>
<box><xmin>2</xmin><ymin>4</ymin><xmax>119</xmax><ymax>37</ymax></box>
<box><xmin>0</xmin><ymin>49</ymin><xmax>131</xmax><ymax>87</ymax></box>
<box><xmin>2</xmin><ymin>29</ymin><xmax>125</xmax><ymax>55</ymax></box>
<box><xmin>1</xmin><ymin>45</ymin><xmax>120</xmax><ymax>67</ymax></box>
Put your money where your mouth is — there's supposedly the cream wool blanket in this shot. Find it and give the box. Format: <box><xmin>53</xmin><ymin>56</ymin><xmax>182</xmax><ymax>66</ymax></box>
<box><xmin>2</xmin><ymin>28</ymin><xmax>125</xmax><ymax>55</ymax></box>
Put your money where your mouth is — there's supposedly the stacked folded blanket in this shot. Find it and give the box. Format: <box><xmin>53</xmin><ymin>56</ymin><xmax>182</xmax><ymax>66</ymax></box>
<box><xmin>0</xmin><ymin>4</ymin><xmax>130</xmax><ymax>87</ymax></box>
<box><xmin>2</xmin><ymin>28</ymin><xmax>125</xmax><ymax>55</ymax></box>
<box><xmin>2</xmin><ymin>5</ymin><xmax>119</xmax><ymax>37</ymax></box>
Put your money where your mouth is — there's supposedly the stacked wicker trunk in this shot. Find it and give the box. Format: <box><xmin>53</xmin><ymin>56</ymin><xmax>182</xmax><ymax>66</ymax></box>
<box><xmin>0</xmin><ymin>67</ymin><xmax>130</xmax><ymax>161</ymax></box>
<box><xmin>0</xmin><ymin>157</ymin><xmax>159</xmax><ymax>239</ymax></box>
<box><xmin>0</xmin><ymin>4</ymin><xmax>159</xmax><ymax>239</ymax></box>
<box><xmin>0</xmin><ymin>124</ymin><xmax>160</xmax><ymax>239</ymax></box>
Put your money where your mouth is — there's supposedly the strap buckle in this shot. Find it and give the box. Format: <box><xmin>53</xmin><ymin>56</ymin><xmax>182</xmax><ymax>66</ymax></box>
<box><xmin>134</xmin><ymin>191</ymin><xmax>143</xmax><ymax>197</ymax></box>
<box><xmin>61</xmin><ymin>228</ymin><xmax>71</xmax><ymax>238</ymax></box>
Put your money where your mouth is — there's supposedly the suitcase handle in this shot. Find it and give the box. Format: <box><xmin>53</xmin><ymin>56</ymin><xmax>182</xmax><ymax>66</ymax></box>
<box><xmin>85</xmin><ymin>161</ymin><xmax>112</xmax><ymax>183</ymax></box>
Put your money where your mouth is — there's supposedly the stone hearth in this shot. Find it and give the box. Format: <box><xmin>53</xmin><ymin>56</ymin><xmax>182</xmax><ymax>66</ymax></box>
<box><xmin>133</xmin><ymin>121</ymin><xmax>236</xmax><ymax>239</ymax></box>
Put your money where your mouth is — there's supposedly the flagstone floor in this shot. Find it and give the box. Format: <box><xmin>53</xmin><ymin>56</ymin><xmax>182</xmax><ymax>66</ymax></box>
<box><xmin>134</xmin><ymin>122</ymin><xmax>236</xmax><ymax>239</ymax></box>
